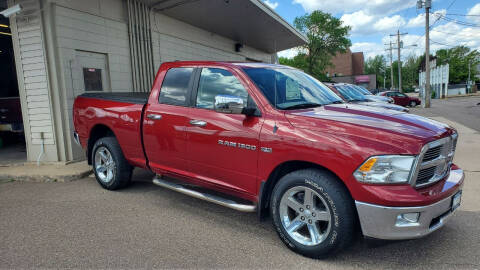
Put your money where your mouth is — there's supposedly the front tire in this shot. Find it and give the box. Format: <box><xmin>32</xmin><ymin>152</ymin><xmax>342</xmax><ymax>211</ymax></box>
<box><xmin>92</xmin><ymin>137</ymin><xmax>133</xmax><ymax>190</ymax></box>
<box><xmin>270</xmin><ymin>169</ymin><xmax>355</xmax><ymax>258</ymax></box>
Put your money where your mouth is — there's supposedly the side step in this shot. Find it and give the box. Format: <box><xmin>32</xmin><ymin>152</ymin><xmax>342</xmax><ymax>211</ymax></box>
<box><xmin>153</xmin><ymin>176</ymin><xmax>257</xmax><ymax>212</ymax></box>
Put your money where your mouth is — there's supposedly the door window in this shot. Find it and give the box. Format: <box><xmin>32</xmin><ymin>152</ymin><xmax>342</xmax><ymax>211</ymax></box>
<box><xmin>195</xmin><ymin>68</ymin><xmax>248</xmax><ymax>110</ymax></box>
<box><xmin>159</xmin><ymin>67</ymin><xmax>194</xmax><ymax>106</ymax></box>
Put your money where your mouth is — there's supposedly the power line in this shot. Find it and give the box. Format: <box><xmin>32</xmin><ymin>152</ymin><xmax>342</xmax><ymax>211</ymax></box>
<box><xmin>445</xmin><ymin>13</ymin><xmax>480</xmax><ymax>17</ymax></box>
<box><xmin>436</xmin><ymin>14</ymin><xmax>480</xmax><ymax>27</ymax></box>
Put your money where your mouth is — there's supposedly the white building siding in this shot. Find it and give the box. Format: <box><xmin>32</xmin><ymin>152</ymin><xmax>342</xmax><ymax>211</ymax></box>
<box><xmin>11</xmin><ymin>0</ymin><xmax>276</xmax><ymax>162</ymax></box>
<box><xmin>151</xmin><ymin>13</ymin><xmax>272</xmax><ymax>69</ymax></box>
<box><xmin>13</xmin><ymin>0</ymin><xmax>56</xmax><ymax>146</ymax></box>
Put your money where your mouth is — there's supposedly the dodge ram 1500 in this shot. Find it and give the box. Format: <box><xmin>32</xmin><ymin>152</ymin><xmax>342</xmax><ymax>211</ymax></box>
<box><xmin>73</xmin><ymin>61</ymin><xmax>464</xmax><ymax>258</ymax></box>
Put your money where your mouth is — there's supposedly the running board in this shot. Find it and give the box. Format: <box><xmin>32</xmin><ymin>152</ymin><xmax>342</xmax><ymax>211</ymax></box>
<box><xmin>153</xmin><ymin>176</ymin><xmax>257</xmax><ymax>212</ymax></box>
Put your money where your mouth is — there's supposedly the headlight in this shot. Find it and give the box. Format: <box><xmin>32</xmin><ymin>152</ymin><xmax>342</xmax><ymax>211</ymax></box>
<box><xmin>353</xmin><ymin>155</ymin><xmax>415</xmax><ymax>184</ymax></box>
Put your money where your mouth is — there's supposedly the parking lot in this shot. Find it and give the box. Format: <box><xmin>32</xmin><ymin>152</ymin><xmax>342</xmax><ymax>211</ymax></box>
<box><xmin>1</xmin><ymin>96</ymin><xmax>479</xmax><ymax>269</ymax></box>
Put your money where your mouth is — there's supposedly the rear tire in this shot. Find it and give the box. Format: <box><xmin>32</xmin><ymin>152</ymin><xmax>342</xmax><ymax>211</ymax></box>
<box><xmin>270</xmin><ymin>169</ymin><xmax>355</xmax><ymax>259</ymax></box>
<box><xmin>92</xmin><ymin>137</ymin><xmax>133</xmax><ymax>190</ymax></box>
<box><xmin>409</xmin><ymin>100</ymin><xmax>417</xmax><ymax>107</ymax></box>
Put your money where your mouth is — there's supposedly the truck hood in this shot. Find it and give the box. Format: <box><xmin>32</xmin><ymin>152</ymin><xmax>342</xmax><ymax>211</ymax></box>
<box><xmin>285</xmin><ymin>103</ymin><xmax>453</xmax><ymax>146</ymax></box>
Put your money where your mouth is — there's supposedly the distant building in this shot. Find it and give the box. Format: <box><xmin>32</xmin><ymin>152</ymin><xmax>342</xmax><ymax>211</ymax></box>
<box><xmin>326</xmin><ymin>49</ymin><xmax>376</xmax><ymax>90</ymax></box>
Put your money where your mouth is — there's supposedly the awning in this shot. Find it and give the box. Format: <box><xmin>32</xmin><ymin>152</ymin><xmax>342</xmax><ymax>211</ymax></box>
<box><xmin>355</xmin><ymin>75</ymin><xmax>370</xmax><ymax>83</ymax></box>
<box><xmin>145</xmin><ymin>0</ymin><xmax>307</xmax><ymax>53</ymax></box>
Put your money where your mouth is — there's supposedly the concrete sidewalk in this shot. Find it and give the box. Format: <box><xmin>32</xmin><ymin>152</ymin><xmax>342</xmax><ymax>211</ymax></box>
<box><xmin>0</xmin><ymin>161</ymin><xmax>92</xmax><ymax>183</ymax></box>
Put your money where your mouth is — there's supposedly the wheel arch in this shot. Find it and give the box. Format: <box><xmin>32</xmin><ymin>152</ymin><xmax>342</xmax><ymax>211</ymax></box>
<box><xmin>258</xmin><ymin>160</ymin><xmax>353</xmax><ymax>220</ymax></box>
<box><xmin>87</xmin><ymin>124</ymin><xmax>116</xmax><ymax>165</ymax></box>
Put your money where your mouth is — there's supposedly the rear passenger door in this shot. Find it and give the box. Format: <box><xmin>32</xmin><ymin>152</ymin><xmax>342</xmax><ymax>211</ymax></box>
<box><xmin>185</xmin><ymin>67</ymin><xmax>264</xmax><ymax>196</ymax></box>
<box><xmin>143</xmin><ymin>67</ymin><xmax>195</xmax><ymax>175</ymax></box>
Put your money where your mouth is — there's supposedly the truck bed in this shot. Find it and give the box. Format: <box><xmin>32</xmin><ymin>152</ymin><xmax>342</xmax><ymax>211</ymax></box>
<box><xmin>73</xmin><ymin>92</ymin><xmax>148</xmax><ymax>168</ymax></box>
<box><xmin>79</xmin><ymin>92</ymin><xmax>149</xmax><ymax>104</ymax></box>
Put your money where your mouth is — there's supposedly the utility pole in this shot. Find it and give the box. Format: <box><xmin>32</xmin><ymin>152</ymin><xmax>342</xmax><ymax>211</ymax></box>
<box><xmin>468</xmin><ymin>60</ymin><xmax>471</xmax><ymax>93</ymax></box>
<box><xmin>385</xmin><ymin>41</ymin><xmax>394</xmax><ymax>89</ymax></box>
<box><xmin>390</xmin><ymin>30</ymin><xmax>407</xmax><ymax>92</ymax></box>
<box><xmin>383</xmin><ymin>63</ymin><xmax>386</xmax><ymax>89</ymax></box>
<box><xmin>418</xmin><ymin>0</ymin><xmax>432</xmax><ymax>107</ymax></box>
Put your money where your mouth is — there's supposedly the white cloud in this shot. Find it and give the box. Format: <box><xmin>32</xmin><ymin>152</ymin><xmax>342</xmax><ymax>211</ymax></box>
<box><xmin>467</xmin><ymin>3</ymin><xmax>480</xmax><ymax>24</ymax></box>
<box><xmin>277</xmin><ymin>48</ymin><xmax>302</xmax><ymax>58</ymax></box>
<box><xmin>263</xmin><ymin>0</ymin><xmax>279</xmax><ymax>9</ymax></box>
<box><xmin>340</xmin><ymin>11</ymin><xmax>375</xmax><ymax>35</ymax></box>
<box><xmin>293</xmin><ymin>0</ymin><xmax>416</xmax><ymax>15</ymax></box>
<box><xmin>351</xmin><ymin>42</ymin><xmax>385</xmax><ymax>59</ymax></box>
<box><xmin>406</xmin><ymin>9</ymin><xmax>446</xmax><ymax>28</ymax></box>
<box><xmin>374</xmin><ymin>15</ymin><xmax>406</xmax><ymax>31</ymax></box>
<box><xmin>341</xmin><ymin>12</ymin><xmax>407</xmax><ymax>36</ymax></box>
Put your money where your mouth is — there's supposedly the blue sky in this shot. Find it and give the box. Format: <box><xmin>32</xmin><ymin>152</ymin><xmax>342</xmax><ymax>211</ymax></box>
<box><xmin>264</xmin><ymin>0</ymin><xmax>480</xmax><ymax>60</ymax></box>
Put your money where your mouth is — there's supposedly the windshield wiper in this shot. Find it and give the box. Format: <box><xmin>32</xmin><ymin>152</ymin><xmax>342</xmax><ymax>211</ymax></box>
<box><xmin>282</xmin><ymin>103</ymin><xmax>323</xmax><ymax>110</ymax></box>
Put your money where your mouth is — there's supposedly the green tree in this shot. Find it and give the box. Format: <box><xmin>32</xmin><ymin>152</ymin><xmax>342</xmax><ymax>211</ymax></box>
<box><xmin>435</xmin><ymin>46</ymin><xmax>479</xmax><ymax>84</ymax></box>
<box><xmin>365</xmin><ymin>55</ymin><xmax>387</xmax><ymax>88</ymax></box>
<box><xmin>401</xmin><ymin>54</ymin><xmax>421</xmax><ymax>92</ymax></box>
<box><xmin>291</xmin><ymin>11</ymin><xmax>351</xmax><ymax>79</ymax></box>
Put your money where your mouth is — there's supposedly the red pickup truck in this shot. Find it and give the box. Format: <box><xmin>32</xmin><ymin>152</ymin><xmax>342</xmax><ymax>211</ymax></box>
<box><xmin>73</xmin><ymin>61</ymin><xmax>464</xmax><ymax>258</ymax></box>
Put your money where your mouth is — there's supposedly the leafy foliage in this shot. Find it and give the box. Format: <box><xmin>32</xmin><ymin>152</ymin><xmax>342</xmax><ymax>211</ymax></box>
<box><xmin>365</xmin><ymin>45</ymin><xmax>478</xmax><ymax>92</ymax></box>
<box><xmin>280</xmin><ymin>11</ymin><xmax>351</xmax><ymax>81</ymax></box>
<box><xmin>365</xmin><ymin>55</ymin><xmax>387</xmax><ymax>88</ymax></box>
<box><xmin>435</xmin><ymin>46</ymin><xmax>479</xmax><ymax>84</ymax></box>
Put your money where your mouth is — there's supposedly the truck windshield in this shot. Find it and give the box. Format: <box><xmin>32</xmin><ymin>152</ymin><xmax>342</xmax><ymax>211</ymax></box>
<box><xmin>351</xmin><ymin>85</ymin><xmax>372</xmax><ymax>95</ymax></box>
<box><xmin>335</xmin><ymin>85</ymin><xmax>368</xmax><ymax>102</ymax></box>
<box><xmin>243</xmin><ymin>67</ymin><xmax>343</xmax><ymax>110</ymax></box>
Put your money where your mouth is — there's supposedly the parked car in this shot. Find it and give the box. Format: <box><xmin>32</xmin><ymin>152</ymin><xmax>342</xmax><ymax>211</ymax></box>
<box><xmin>349</xmin><ymin>85</ymin><xmax>394</xmax><ymax>104</ymax></box>
<box><xmin>378</xmin><ymin>91</ymin><xmax>421</xmax><ymax>107</ymax></box>
<box><xmin>325</xmin><ymin>83</ymin><xmax>409</xmax><ymax>112</ymax></box>
<box><xmin>74</xmin><ymin>62</ymin><xmax>464</xmax><ymax>259</ymax></box>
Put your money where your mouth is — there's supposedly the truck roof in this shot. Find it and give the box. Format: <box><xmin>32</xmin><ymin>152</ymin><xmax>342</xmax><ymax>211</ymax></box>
<box><xmin>161</xmin><ymin>61</ymin><xmax>294</xmax><ymax>69</ymax></box>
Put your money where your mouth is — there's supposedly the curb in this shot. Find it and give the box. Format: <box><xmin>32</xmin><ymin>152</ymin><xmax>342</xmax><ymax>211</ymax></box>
<box><xmin>0</xmin><ymin>169</ymin><xmax>93</xmax><ymax>183</ymax></box>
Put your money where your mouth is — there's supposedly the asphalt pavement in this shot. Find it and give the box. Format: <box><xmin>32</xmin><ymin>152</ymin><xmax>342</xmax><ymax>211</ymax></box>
<box><xmin>1</xmin><ymin>96</ymin><xmax>479</xmax><ymax>269</ymax></box>
<box><xmin>410</xmin><ymin>95</ymin><xmax>480</xmax><ymax>131</ymax></box>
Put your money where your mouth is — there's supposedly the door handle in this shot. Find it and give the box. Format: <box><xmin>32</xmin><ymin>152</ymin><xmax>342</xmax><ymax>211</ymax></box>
<box><xmin>147</xmin><ymin>114</ymin><xmax>162</xmax><ymax>120</ymax></box>
<box><xmin>189</xmin><ymin>119</ymin><xmax>207</xmax><ymax>127</ymax></box>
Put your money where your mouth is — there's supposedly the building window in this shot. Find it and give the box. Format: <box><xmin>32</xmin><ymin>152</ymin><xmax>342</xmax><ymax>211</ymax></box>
<box><xmin>83</xmin><ymin>68</ymin><xmax>103</xmax><ymax>91</ymax></box>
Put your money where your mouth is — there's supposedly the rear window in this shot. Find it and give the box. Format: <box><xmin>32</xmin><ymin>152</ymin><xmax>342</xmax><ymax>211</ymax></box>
<box><xmin>159</xmin><ymin>67</ymin><xmax>194</xmax><ymax>106</ymax></box>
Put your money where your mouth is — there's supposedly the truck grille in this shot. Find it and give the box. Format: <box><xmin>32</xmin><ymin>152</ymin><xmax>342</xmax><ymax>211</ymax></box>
<box><xmin>413</xmin><ymin>133</ymin><xmax>458</xmax><ymax>188</ymax></box>
<box><xmin>423</xmin><ymin>145</ymin><xmax>442</xmax><ymax>162</ymax></box>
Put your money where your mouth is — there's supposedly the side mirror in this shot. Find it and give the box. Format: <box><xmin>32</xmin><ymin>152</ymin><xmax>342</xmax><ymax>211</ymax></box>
<box><xmin>214</xmin><ymin>95</ymin><xmax>245</xmax><ymax>114</ymax></box>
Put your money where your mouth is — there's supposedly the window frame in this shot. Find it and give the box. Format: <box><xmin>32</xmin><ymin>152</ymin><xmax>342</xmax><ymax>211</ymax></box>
<box><xmin>191</xmin><ymin>67</ymin><xmax>260</xmax><ymax>116</ymax></box>
<box><xmin>158</xmin><ymin>67</ymin><xmax>198</xmax><ymax>107</ymax></box>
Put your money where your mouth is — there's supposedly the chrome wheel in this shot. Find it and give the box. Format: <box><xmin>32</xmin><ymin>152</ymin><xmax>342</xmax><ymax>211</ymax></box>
<box><xmin>94</xmin><ymin>146</ymin><xmax>115</xmax><ymax>183</ymax></box>
<box><xmin>279</xmin><ymin>186</ymin><xmax>331</xmax><ymax>246</ymax></box>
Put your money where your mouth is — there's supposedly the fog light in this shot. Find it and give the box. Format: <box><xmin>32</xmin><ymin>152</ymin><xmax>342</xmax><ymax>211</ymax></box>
<box><xmin>395</xmin><ymin>213</ymin><xmax>420</xmax><ymax>227</ymax></box>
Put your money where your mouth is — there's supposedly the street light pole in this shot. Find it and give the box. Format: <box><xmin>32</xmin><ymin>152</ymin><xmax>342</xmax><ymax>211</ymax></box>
<box><xmin>390</xmin><ymin>31</ymin><xmax>407</xmax><ymax>92</ymax></box>
<box><xmin>397</xmin><ymin>30</ymin><xmax>402</xmax><ymax>92</ymax></box>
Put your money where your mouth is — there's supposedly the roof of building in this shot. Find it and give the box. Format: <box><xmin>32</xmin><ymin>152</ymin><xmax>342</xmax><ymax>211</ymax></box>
<box><xmin>144</xmin><ymin>0</ymin><xmax>307</xmax><ymax>53</ymax></box>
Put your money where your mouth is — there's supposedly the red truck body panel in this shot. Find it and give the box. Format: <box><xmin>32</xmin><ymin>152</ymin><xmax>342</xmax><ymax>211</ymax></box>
<box><xmin>73</xmin><ymin>61</ymin><xmax>462</xmax><ymax>207</ymax></box>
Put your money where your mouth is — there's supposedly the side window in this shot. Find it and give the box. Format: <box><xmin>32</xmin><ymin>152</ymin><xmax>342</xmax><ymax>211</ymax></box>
<box><xmin>196</xmin><ymin>68</ymin><xmax>248</xmax><ymax>110</ymax></box>
<box><xmin>159</xmin><ymin>67</ymin><xmax>194</xmax><ymax>106</ymax></box>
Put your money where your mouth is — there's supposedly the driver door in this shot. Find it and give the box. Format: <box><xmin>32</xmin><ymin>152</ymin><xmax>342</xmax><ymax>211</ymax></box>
<box><xmin>185</xmin><ymin>67</ymin><xmax>264</xmax><ymax>196</ymax></box>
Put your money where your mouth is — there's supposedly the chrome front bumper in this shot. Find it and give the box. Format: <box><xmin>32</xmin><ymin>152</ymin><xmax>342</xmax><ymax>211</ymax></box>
<box><xmin>356</xmin><ymin>169</ymin><xmax>464</xmax><ymax>240</ymax></box>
